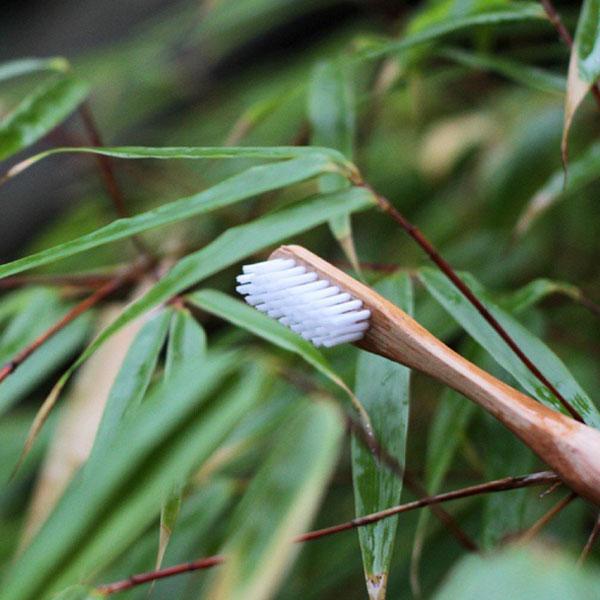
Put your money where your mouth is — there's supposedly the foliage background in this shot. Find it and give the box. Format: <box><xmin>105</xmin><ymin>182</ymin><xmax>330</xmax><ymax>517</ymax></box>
<box><xmin>0</xmin><ymin>1</ymin><xmax>600</xmax><ymax>599</ymax></box>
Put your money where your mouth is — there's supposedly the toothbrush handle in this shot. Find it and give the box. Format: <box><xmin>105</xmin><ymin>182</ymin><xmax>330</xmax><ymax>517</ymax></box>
<box><xmin>272</xmin><ymin>245</ymin><xmax>600</xmax><ymax>505</ymax></box>
<box><xmin>359</xmin><ymin>300</ymin><xmax>600</xmax><ymax>505</ymax></box>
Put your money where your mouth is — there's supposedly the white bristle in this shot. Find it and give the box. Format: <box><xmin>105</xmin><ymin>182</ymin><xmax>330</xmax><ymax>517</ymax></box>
<box><xmin>237</xmin><ymin>257</ymin><xmax>370</xmax><ymax>348</ymax></box>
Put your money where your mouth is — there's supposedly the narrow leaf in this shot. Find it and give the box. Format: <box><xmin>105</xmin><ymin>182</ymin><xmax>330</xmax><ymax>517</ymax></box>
<box><xmin>0</xmin><ymin>155</ymin><xmax>342</xmax><ymax>279</ymax></box>
<box><xmin>157</xmin><ymin>307</ymin><xmax>207</xmax><ymax>571</ymax></box>
<box><xmin>419</xmin><ymin>268</ymin><xmax>600</xmax><ymax>428</ymax></box>
<box><xmin>515</xmin><ymin>141</ymin><xmax>600</xmax><ymax>236</ymax></box>
<box><xmin>433</xmin><ymin>547</ymin><xmax>600</xmax><ymax>600</ymax></box>
<box><xmin>356</xmin><ymin>4</ymin><xmax>545</xmax><ymax>61</ymax></box>
<box><xmin>35</xmin><ymin>187</ymin><xmax>374</xmax><ymax>442</ymax></box>
<box><xmin>562</xmin><ymin>0</ymin><xmax>600</xmax><ymax>168</ymax></box>
<box><xmin>441</xmin><ymin>47</ymin><xmax>566</xmax><ymax>94</ymax></box>
<box><xmin>86</xmin><ymin>309</ymin><xmax>172</xmax><ymax>465</ymax></box>
<box><xmin>351</xmin><ymin>273</ymin><xmax>413</xmax><ymax>600</ymax></box>
<box><xmin>3</xmin><ymin>353</ymin><xmax>259</xmax><ymax>600</ymax></box>
<box><xmin>308</xmin><ymin>60</ymin><xmax>359</xmax><ymax>270</ymax></box>
<box><xmin>207</xmin><ymin>399</ymin><xmax>344</xmax><ymax>600</ymax></box>
<box><xmin>3</xmin><ymin>144</ymin><xmax>352</xmax><ymax>181</ymax></box>
<box><xmin>0</xmin><ymin>75</ymin><xmax>88</xmax><ymax>161</ymax></box>
<box><xmin>0</xmin><ymin>57</ymin><xmax>69</xmax><ymax>83</ymax></box>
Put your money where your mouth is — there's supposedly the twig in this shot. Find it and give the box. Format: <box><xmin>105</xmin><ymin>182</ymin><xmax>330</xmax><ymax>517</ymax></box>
<box><xmin>78</xmin><ymin>102</ymin><xmax>153</xmax><ymax>259</ymax></box>
<box><xmin>0</xmin><ymin>259</ymin><xmax>148</xmax><ymax>385</ymax></box>
<box><xmin>517</xmin><ymin>491</ymin><xmax>577</xmax><ymax>543</ymax></box>
<box><xmin>97</xmin><ymin>555</ymin><xmax>225</xmax><ymax>595</ymax></box>
<box><xmin>578</xmin><ymin>512</ymin><xmax>600</xmax><ymax>566</ymax></box>
<box><xmin>539</xmin><ymin>0</ymin><xmax>600</xmax><ymax>106</ymax></box>
<box><xmin>365</xmin><ymin>187</ymin><xmax>584</xmax><ymax>423</ymax></box>
<box><xmin>96</xmin><ymin>471</ymin><xmax>558</xmax><ymax>595</ymax></box>
<box><xmin>0</xmin><ymin>272</ymin><xmax>119</xmax><ymax>290</ymax></box>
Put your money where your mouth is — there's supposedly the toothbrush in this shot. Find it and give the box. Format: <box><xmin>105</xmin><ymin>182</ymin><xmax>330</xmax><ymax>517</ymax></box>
<box><xmin>236</xmin><ymin>244</ymin><xmax>600</xmax><ymax>506</ymax></box>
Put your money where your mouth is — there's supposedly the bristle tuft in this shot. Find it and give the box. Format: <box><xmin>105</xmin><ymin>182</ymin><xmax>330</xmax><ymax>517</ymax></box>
<box><xmin>237</xmin><ymin>258</ymin><xmax>370</xmax><ymax>347</ymax></box>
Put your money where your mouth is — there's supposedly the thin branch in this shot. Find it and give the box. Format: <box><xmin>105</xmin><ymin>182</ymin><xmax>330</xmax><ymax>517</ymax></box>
<box><xmin>365</xmin><ymin>187</ymin><xmax>584</xmax><ymax>423</ymax></box>
<box><xmin>0</xmin><ymin>272</ymin><xmax>120</xmax><ymax>290</ymax></box>
<box><xmin>0</xmin><ymin>259</ymin><xmax>148</xmax><ymax>385</ymax></box>
<box><xmin>517</xmin><ymin>492</ymin><xmax>577</xmax><ymax>544</ymax></box>
<box><xmin>578</xmin><ymin>512</ymin><xmax>600</xmax><ymax>566</ymax></box>
<box><xmin>78</xmin><ymin>102</ymin><xmax>154</xmax><ymax>260</ymax></box>
<box><xmin>96</xmin><ymin>471</ymin><xmax>558</xmax><ymax>595</ymax></box>
<box><xmin>97</xmin><ymin>555</ymin><xmax>225</xmax><ymax>595</ymax></box>
<box><xmin>539</xmin><ymin>0</ymin><xmax>600</xmax><ymax>106</ymax></box>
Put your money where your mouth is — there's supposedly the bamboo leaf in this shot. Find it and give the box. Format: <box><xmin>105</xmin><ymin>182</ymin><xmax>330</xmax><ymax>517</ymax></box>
<box><xmin>4</xmin><ymin>144</ymin><xmax>352</xmax><ymax>180</ymax></box>
<box><xmin>0</xmin><ymin>75</ymin><xmax>88</xmax><ymax>161</ymax></box>
<box><xmin>164</xmin><ymin>307</ymin><xmax>207</xmax><ymax>380</ymax></box>
<box><xmin>351</xmin><ymin>273</ymin><xmax>413</xmax><ymax>600</ymax></box>
<box><xmin>207</xmin><ymin>398</ymin><xmax>344</xmax><ymax>600</ymax></box>
<box><xmin>433</xmin><ymin>547</ymin><xmax>600</xmax><ymax>600</ymax></box>
<box><xmin>356</xmin><ymin>3</ymin><xmax>545</xmax><ymax>61</ymax></box>
<box><xmin>3</xmin><ymin>353</ymin><xmax>261</xmax><ymax>600</ymax></box>
<box><xmin>187</xmin><ymin>289</ymin><xmax>367</xmax><ymax>418</ymax></box>
<box><xmin>157</xmin><ymin>307</ymin><xmax>207</xmax><ymax>572</ymax></box>
<box><xmin>515</xmin><ymin>141</ymin><xmax>600</xmax><ymax>236</ymax></box>
<box><xmin>0</xmin><ymin>156</ymin><xmax>345</xmax><ymax>279</ymax></box>
<box><xmin>562</xmin><ymin>0</ymin><xmax>600</xmax><ymax>167</ymax></box>
<box><xmin>0</xmin><ymin>57</ymin><xmax>69</xmax><ymax>83</ymax></box>
<box><xmin>86</xmin><ymin>309</ymin><xmax>172</xmax><ymax>466</ymax></box>
<box><xmin>440</xmin><ymin>47</ymin><xmax>566</xmax><ymax>94</ymax></box>
<box><xmin>308</xmin><ymin>60</ymin><xmax>359</xmax><ymax>271</ymax></box>
<box><xmin>35</xmin><ymin>187</ymin><xmax>374</xmax><ymax>440</ymax></box>
<box><xmin>419</xmin><ymin>267</ymin><xmax>600</xmax><ymax>428</ymax></box>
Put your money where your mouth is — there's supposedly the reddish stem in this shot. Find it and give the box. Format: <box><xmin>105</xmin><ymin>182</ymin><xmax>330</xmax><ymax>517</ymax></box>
<box><xmin>0</xmin><ymin>262</ymin><xmax>146</xmax><ymax>384</ymax></box>
<box><xmin>96</xmin><ymin>471</ymin><xmax>558</xmax><ymax>595</ymax></box>
<box><xmin>578</xmin><ymin>512</ymin><xmax>600</xmax><ymax>565</ymax></box>
<box><xmin>78</xmin><ymin>102</ymin><xmax>153</xmax><ymax>259</ymax></box>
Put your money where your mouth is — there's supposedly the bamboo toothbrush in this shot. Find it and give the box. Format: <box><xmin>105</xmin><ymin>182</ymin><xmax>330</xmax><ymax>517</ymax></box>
<box><xmin>236</xmin><ymin>244</ymin><xmax>600</xmax><ymax>506</ymax></box>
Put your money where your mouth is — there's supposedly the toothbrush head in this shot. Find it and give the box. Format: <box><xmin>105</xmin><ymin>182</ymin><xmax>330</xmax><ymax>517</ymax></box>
<box><xmin>236</xmin><ymin>248</ymin><xmax>371</xmax><ymax>348</ymax></box>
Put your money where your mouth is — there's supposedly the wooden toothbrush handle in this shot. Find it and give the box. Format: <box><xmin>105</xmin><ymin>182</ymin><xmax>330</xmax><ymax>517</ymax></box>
<box><xmin>357</xmin><ymin>291</ymin><xmax>600</xmax><ymax>506</ymax></box>
<box><xmin>271</xmin><ymin>245</ymin><xmax>600</xmax><ymax>505</ymax></box>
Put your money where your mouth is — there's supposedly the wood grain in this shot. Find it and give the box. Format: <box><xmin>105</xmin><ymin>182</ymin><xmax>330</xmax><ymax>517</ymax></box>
<box><xmin>272</xmin><ymin>245</ymin><xmax>600</xmax><ymax>505</ymax></box>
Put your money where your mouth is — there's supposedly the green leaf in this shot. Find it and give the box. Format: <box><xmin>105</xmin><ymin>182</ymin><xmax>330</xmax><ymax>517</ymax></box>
<box><xmin>356</xmin><ymin>3</ymin><xmax>545</xmax><ymax>61</ymax></box>
<box><xmin>43</xmin><ymin>186</ymin><xmax>374</xmax><ymax>416</ymax></box>
<box><xmin>0</xmin><ymin>57</ymin><xmax>69</xmax><ymax>84</ymax></box>
<box><xmin>0</xmin><ymin>75</ymin><xmax>89</xmax><ymax>161</ymax></box>
<box><xmin>308</xmin><ymin>60</ymin><xmax>359</xmax><ymax>271</ymax></box>
<box><xmin>187</xmin><ymin>289</ymin><xmax>367</xmax><ymax>420</ymax></box>
<box><xmin>86</xmin><ymin>309</ymin><xmax>172</xmax><ymax>465</ymax></box>
<box><xmin>433</xmin><ymin>547</ymin><xmax>600</xmax><ymax>600</ymax></box>
<box><xmin>440</xmin><ymin>47</ymin><xmax>566</xmax><ymax>94</ymax></box>
<box><xmin>351</xmin><ymin>273</ymin><xmax>413</xmax><ymax>600</ymax></box>
<box><xmin>562</xmin><ymin>0</ymin><xmax>600</xmax><ymax>168</ymax></box>
<box><xmin>4</xmin><ymin>144</ymin><xmax>352</xmax><ymax>179</ymax></box>
<box><xmin>3</xmin><ymin>353</ymin><xmax>262</xmax><ymax>600</ymax></box>
<box><xmin>573</xmin><ymin>0</ymin><xmax>600</xmax><ymax>83</ymax></box>
<box><xmin>157</xmin><ymin>307</ymin><xmax>207</xmax><ymax>571</ymax></box>
<box><xmin>207</xmin><ymin>399</ymin><xmax>344</xmax><ymax>600</ymax></box>
<box><xmin>164</xmin><ymin>307</ymin><xmax>207</xmax><ymax>380</ymax></box>
<box><xmin>0</xmin><ymin>155</ymin><xmax>344</xmax><ymax>279</ymax></box>
<box><xmin>515</xmin><ymin>141</ymin><xmax>600</xmax><ymax>236</ymax></box>
<box><xmin>419</xmin><ymin>267</ymin><xmax>600</xmax><ymax>428</ymax></box>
